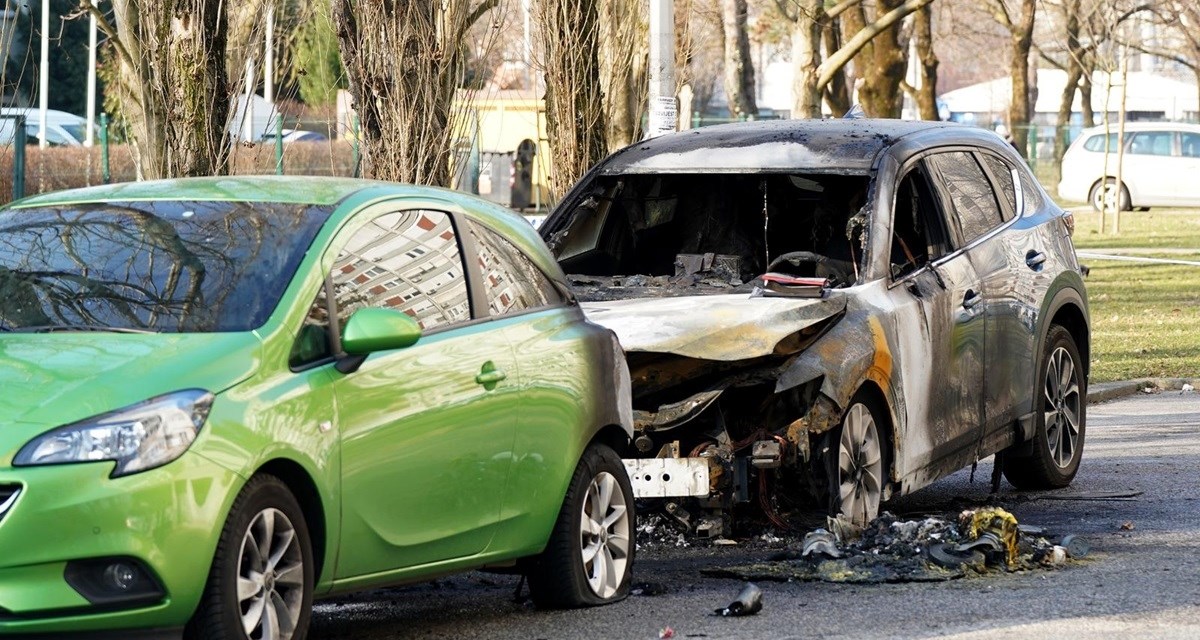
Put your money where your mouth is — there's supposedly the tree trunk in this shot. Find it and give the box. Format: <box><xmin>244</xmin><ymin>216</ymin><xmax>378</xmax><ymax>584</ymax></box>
<box><xmin>106</xmin><ymin>0</ymin><xmax>237</xmax><ymax>179</ymax></box>
<box><xmin>822</xmin><ymin>16</ymin><xmax>851</xmax><ymax>117</ymax></box>
<box><xmin>1008</xmin><ymin>0</ymin><xmax>1037</xmax><ymax>159</ymax></box>
<box><xmin>1053</xmin><ymin>0</ymin><xmax>1083</xmax><ymax>164</ymax></box>
<box><xmin>913</xmin><ymin>2</ymin><xmax>939</xmax><ymax>120</ymax></box>
<box><xmin>844</xmin><ymin>0</ymin><xmax>906</xmax><ymax>118</ymax></box>
<box><xmin>1080</xmin><ymin>60</ymin><xmax>1095</xmax><ymax>127</ymax></box>
<box><xmin>334</xmin><ymin>1</ymin><xmax>495</xmax><ymax>186</ymax></box>
<box><xmin>538</xmin><ymin>0</ymin><xmax>608</xmax><ymax>199</ymax></box>
<box><xmin>600</xmin><ymin>0</ymin><xmax>648</xmax><ymax>150</ymax></box>
<box><xmin>790</xmin><ymin>0</ymin><xmax>824</xmax><ymax>118</ymax></box>
<box><xmin>720</xmin><ymin>0</ymin><xmax>757</xmax><ymax>118</ymax></box>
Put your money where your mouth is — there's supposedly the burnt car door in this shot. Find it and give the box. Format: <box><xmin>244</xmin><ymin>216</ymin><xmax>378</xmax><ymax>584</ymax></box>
<box><xmin>885</xmin><ymin>156</ymin><xmax>986</xmax><ymax>478</ymax></box>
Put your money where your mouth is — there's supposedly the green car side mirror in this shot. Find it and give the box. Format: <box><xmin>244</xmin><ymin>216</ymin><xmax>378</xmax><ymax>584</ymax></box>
<box><xmin>340</xmin><ymin>308</ymin><xmax>422</xmax><ymax>356</ymax></box>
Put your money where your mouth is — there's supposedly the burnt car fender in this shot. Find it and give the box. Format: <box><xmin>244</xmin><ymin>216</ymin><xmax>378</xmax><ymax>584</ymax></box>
<box><xmin>1019</xmin><ymin>275</ymin><xmax>1089</xmax><ymax>441</ymax></box>
<box><xmin>775</xmin><ymin>309</ymin><xmax>906</xmax><ymax>472</ymax></box>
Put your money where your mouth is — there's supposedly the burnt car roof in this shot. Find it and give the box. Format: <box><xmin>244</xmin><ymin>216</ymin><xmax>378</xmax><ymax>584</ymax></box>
<box><xmin>599</xmin><ymin>118</ymin><xmax>968</xmax><ymax>175</ymax></box>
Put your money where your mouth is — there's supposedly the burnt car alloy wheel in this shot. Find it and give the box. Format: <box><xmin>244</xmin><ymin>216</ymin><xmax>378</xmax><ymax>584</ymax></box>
<box><xmin>833</xmin><ymin>395</ymin><xmax>888</xmax><ymax>525</ymax></box>
<box><xmin>1004</xmin><ymin>325</ymin><xmax>1086</xmax><ymax>489</ymax></box>
<box><xmin>528</xmin><ymin>443</ymin><xmax>634</xmax><ymax>607</ymax></box>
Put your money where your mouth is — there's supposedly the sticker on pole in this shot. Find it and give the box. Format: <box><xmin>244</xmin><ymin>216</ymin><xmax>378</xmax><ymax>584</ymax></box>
<box><xmin>646</xmin><ymin>96</ymin><xmax>678</xmax><ymax>139</ymax></box>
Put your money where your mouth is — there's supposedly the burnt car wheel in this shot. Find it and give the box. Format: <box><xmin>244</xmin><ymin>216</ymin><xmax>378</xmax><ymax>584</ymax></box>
<box><xmin>828</xmin><ymin>393</ymin><xmax>888</xmax><ymax>526</ymax></box>
<box><xmin>187</xmin><ymin>475</ymin><xmax>314</xmax><ymax>640</ymax></box>
<box><xmin>1003</xmin><ymin>325</ymin><xmax>1086</xmax><ymax>489</ymax></box>
<box><xmin>528</xmin><ymin>443</ymin><xmax>635</xmax><ymax>608</ymax></box>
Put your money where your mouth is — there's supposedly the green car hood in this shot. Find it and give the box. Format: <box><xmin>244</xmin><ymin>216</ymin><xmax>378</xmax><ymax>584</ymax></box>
<box><xmin>0</xmin><ymin>332</ymin><xmax>261</xmax><ymax>457</ymax></box>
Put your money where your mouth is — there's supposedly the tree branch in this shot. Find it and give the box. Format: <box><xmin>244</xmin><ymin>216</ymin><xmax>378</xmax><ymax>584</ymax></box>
<box><xmin>826</xmin><ymin>0</ymin><xmax>865</xmax><ymax>21</ymax></box>
<box><xmin>817</xmin><ymin>0</ymin><xmax>934</xmax><ymax>90</ymax></box>
<box><xmin>467</xmin><ymin>0</ymin><xmax>500</xmax><ymax>29</ymax></box>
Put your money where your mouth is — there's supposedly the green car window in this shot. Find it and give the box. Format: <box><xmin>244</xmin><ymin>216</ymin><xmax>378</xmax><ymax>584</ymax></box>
<box><xmin>467</xmin><ymin>219</ymin><xmax>562</xmax><ymax>316</ymax></box>
<box><xmin>0</xmin><ymin>201</ymin><xmax>331</xmax><ymax>332</ymax></box>
<box><xmin>331</xmin><ymin>209</ymin><xmax>471</xmax><ymax>331</ymax></box>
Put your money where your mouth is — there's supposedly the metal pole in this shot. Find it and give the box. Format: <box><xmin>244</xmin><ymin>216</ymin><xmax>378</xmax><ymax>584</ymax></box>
<box><xmin>85</xmin><ymin>0</ymin><xmax>98</xmax><ymax>147</ymax></box>
<box><xmin>275</xmin><ymin>115</ymin><xmax>284</xmax><ymax>175</ymax></box>
<box><xmin>13</xmin><ymin>116</ymin><xmax>26</xmax><ymax>200</ymax></box>
<box><xmin>264</xmin><ymin>4</ymin><xmax>275</xmax><ymax>105</ymax></box>
<box><xmin>100</xmin><ymin>113</ymin><xmax>110</xmax><ymax>184</ymax></box>
<box><xmin>646</xmin><ymin>0</ymin><xmax>676</xmax><ymax>139</ymax></box>
<box><xmin>352</xmin><ymin>115</ymin><xmax>361</xmax><ymax>178</ymax></box>
<box><xmin>243</xmin><ymin>59</ymin><xmax>255</xmax><ymax>142</ymax></box>
<box><xmin>1114</xmin><ymin>44</ymin><xmax>1128</xmax><ymax>236</ymax></box>
<box><xmin>522</xmin><ymin>0</ymin><xmax>532</xmax><ymax>89</ymax></box>
<box><xmin>38</xmin><ymin>0</ymin><xmax>49</xmax><ymax>148</ymax></box>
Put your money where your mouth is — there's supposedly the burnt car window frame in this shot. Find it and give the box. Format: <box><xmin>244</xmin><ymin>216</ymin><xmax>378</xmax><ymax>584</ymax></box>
<box><xmin>884</xmin><ymin>157</ymin><xmax>956</xmax><ymax>287</ymax></box>
<box><xmin>920</xmin><ymin>147</ymin><xmax>1024</xmax><ymax>257</ymax></box>
<box><xmin>923</xmin><ymin>150</ymin><xmax>1006</xmax><ymax>248</ymax></box>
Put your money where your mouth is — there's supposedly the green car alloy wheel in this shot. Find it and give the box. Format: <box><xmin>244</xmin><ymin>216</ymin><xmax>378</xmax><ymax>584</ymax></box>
<box><xmin>0</xmin><ymin>176</ymin><xmax>634</xmax><ymax>639</ymax></box>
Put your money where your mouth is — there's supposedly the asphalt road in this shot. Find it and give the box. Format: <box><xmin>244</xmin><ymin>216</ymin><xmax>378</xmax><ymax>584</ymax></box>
<box><xmin>310</xmin><ymin>390</ymin><xmax>1200</xmax><ymax>639</ymax></box>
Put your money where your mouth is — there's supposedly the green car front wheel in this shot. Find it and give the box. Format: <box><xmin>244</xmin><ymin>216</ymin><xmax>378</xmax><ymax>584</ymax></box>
<box><xmin>187</xmin><ymin>475</ymin><xmax>315</xmax><ymax>640</ymax></box>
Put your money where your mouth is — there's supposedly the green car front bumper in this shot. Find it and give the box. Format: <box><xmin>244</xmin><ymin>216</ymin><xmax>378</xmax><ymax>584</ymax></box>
<box><xmin>0</xmin><ymin>452</ymin><xmax>241</xmax><ymax>636</ymax></box>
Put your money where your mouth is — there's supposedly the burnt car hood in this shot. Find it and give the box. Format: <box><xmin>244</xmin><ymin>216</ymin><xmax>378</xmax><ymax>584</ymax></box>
<box><xmin>580</xmin><ymin>293</ymin><xmax>847</xmax><ymax>361</ymax></box>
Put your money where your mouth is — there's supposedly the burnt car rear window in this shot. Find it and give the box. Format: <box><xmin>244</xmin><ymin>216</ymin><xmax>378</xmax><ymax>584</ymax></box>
<box><xmin>0</xmin><ymin>201</ymin><xmax>332</xmax><ymax>333</ymax></box>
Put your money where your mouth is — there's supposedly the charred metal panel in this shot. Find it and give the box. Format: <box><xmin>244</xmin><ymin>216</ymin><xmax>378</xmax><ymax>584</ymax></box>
<box><xmin>600</xmin><ymin>119</ymin><xmax>961</xmax><ymax>175</ymax></box>
<box><xmin>581</xmin><ymin>294</ymin><xmax>846</xmax><ymax>361</ymax></box>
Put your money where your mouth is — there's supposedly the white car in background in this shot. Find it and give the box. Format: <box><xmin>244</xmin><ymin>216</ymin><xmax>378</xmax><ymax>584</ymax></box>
<box><xmin>0</xmin><ymin>108</ymin><xmax>94</xmax><ymax>146</ymax></box>
<box><xmin>1059</xmin><ymin>122</ymin><xmax>1200</xmax><ymax>211</ymax></box>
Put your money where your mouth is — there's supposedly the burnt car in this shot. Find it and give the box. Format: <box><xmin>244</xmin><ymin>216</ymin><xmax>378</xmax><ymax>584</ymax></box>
<box><xmin>539</xmin><ymin>119</ymin><xmax>1089</xmax><ymax>534</ymax></box>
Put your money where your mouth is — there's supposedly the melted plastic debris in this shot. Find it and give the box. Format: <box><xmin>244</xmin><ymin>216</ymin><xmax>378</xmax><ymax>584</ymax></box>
<box><xmin>703</xmin><ymin>510</ymin><xmax>1086</xmax><ymax>584</ymax></box>
<box><xmin>637</xmin><ymin>512</ymin><xmax>691</xmax><ymax>549</ymax></box>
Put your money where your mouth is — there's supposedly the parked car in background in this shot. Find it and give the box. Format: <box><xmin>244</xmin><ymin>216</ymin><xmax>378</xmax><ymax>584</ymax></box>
<box><xmin>0</xmin><ymin>107</ymin><xmax>94</xmax><ymax>146</ymax></box>
<box><xmin>541</xmin><ymin>119</ymin><xmax>1090</xmax><ymax>534</ymax></box>
<box><xmin>0</xmin><ymin>177</ymin><xmax>634</xmax><ymax>638</ymax></box>
<box><xmin>1059</xmin><ymin>122</ymin><xmax>1200</xmax><ymax>211</ymax></box>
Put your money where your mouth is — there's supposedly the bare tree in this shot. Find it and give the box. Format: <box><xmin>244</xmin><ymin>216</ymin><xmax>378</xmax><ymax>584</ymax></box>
<box><xmin>721</xmin><ymin>0</ymin><xmax>758</xmax><ymax>118</ymax></box>
<box><xmin>86</xmin><ymin>1</ymin><xmax>267</xmax><ymax>178</ymax></box>
<box><xmin>537</xmin><ymin>0</ymin><xmax>607</xmax><ymax>198</ymax></box>
<box><xmin>985</xmin><ymin>0</ymin><xmax>1037</xmax><ymax>157</ymax></box>
<box><xmin>333</xmin><ymin>1</ymin><xmax>499</xmax><ymax>186</ymax></box>
<box><xmin>842</xmin><ymin>0</ymin><xmax>907</xmax><ymax>118</ymax></box>
<box><xmin>773</xmin><ymin>0</ymin><xmax>934</xmax><ymax>118</ymax></box>
<box><xmin>1125</xmin><ymin>2</ymin><xmax>1200</xmax><ymax>117</ymax></box>
<box><xmin>600</xmin><ymin>0</ymin><xmax>649</xmax><ymax>150</ymax></box>
<box><xmin>903</xmin><ymin>1</ymin><xmax>938</xmax><ymax>120</ymax></box>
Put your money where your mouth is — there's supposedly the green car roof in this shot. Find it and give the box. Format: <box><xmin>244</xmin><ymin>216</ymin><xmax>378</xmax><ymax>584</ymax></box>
<box><xmin>11</xmin><ymin>175</ymin><xmax>383</xmax><ymax>208</ymax></box>
<box><xmin>7</xmin><ymin>175</ymin><xmax>564</xmax><ymax>284</ymax></box>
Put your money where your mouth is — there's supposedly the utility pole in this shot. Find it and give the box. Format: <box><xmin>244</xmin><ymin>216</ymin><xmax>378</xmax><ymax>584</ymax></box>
<box><xmin>243</xmin><ymin>59</ymin><xmax>255</xmax><ymax>142</ymax></box>
<box><xmin>38</xmin><ymin>0</ymin><xmax>49</xmax><ymax>148</ymax></box>
<box><xmin>264</xmin><ymin>4</ymin><xmax>274</xmax><ymax>105</ymax></box>
<box><xmin>85</xmin><ymin>0</ymin><xmax>98</xmax><ymax>147</ymax></box>
<box><xmin>646</xmin><ymin>0</ymin><xmax>676</xmax><ymax>139</ymax></box>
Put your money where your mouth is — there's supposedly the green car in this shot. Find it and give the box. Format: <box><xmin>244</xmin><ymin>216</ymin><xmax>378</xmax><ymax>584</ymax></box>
<box><xmin>0</xmin><ymin>177</ymin><xmax>635</xmax><ymax>639</ymax></box>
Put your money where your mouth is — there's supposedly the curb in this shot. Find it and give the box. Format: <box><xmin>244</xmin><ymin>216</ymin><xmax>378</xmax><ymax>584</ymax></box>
<box><xmin>1087</xmin><ymin>378</ymin><xmax>1197</xmax><ymax>404</ymax></box>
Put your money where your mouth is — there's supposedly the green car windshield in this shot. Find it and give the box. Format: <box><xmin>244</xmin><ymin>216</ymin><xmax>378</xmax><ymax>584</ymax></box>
<box><xmin>0</xmin><ymin>201</ymin><xmax>332</xmax><ymax>333</ymax></box>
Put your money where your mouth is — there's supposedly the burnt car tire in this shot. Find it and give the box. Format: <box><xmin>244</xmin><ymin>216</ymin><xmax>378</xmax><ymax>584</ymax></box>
<box><xmin>824</xmin><ymin>392</ymin><xmax>890</xmax><ymax>526</ymax></box>
<box><xmin>1003</xmin><ymin>325</ymin><xmax>1087</xmax><ymax>490</ymax></box>
<box><xmin>527</xmin><ymin>443</ymin><xmax>635</xmax><ymax>608</ymax></box>
<box><xmin>186</xmin><ymin>475</ymin><xmax>314</xmax><ymax>640</ymax></box>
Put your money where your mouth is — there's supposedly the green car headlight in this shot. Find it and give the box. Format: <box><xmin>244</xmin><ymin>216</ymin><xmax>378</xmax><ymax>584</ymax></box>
<box><xmin>13</xmin><ymin>389</ymin><xmax>214</xmax><ymax>477</ymax></box>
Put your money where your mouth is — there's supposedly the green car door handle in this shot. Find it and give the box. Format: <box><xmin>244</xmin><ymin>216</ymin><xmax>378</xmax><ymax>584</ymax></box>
<box><xmin>475</xmin><ymin>367</ymin><xmax>507</xmax><ymax>386</ymax></box>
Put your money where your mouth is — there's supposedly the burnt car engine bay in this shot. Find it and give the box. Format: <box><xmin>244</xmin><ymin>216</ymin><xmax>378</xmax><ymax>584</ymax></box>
<box><xmin>544</xmin><ymin>171</ymin><xmax>877</xmax><ymax>538</ymax></box>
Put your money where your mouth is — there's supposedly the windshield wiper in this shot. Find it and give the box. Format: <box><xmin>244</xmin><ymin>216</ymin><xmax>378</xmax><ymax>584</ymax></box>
<box><xmin>12</xmin><ymin>325</ymin><xmax>161</xmax><ymax>334</ymax></box>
